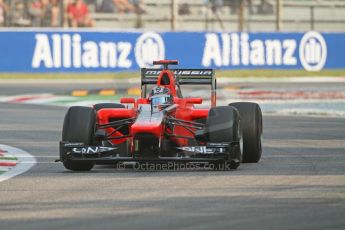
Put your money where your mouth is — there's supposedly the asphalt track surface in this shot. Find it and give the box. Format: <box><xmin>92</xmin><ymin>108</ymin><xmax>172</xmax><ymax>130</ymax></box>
<box><xmin>0</xmin><ymin>83</ymin><xmax>345</xmax><ymax>230</ymax></box>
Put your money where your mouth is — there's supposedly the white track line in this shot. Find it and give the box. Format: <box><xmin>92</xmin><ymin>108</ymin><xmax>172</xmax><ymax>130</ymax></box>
<box><xmin>217</xmin><ymin>77</ymin><xmax>345</xmax><ymax>83</ymax></box>
<box><xmin>0</xmin><ymin>144</ymin><xmax>36</xmax><ymax>183</ymax></box>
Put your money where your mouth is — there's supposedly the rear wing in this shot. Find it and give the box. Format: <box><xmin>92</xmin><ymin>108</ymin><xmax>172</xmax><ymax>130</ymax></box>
<box><xmin>141</xmin><ymin>68</ymin><xmax>215</xmax><ymax>85</ymax></box>
<box><xmin>140</xmin><ymin>68</ymin><xmax>217</xmax><ymax>106</ymax></box>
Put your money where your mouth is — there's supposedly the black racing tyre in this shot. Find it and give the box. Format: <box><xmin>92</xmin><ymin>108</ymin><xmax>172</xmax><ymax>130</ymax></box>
<box><xmin>61</xmin><ymin>106</ymin><xmax>96</xmax><ymax>171</ymax></box>
<box><xmin>229</xmin><ymin>102</ymin><xmax>263</xmax><ymax>163</ymax></box>
<box><xmin>93</xmin><ymin>103</ymin><xmax>125</xmax><ymax>111</ymax></box>
<box><xmin>205</xmin><ymin>106</ymin><xmax>242</xmax><ymax>169</ymax></box>
<box><xmin>206</xmin><ymin>106</ymin><xmax>240</xmax><ymax>142</ymax></box>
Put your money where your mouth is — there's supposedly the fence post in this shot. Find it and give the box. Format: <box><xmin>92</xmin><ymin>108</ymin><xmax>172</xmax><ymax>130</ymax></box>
<box><xmin>310</xmin><ymin>5</ymin><xmax>315</xmax><ymax>30</ymax></box>
<box><xmin>171</xmin><ymin>0</ymin><xmax>178</xmax><ymax>31</ymax></box>
<box><xmin>60</xmin><ymin>0</ymin><xmax>65</xmax><ymax>27</ymax></box>
<box><xmin>238</xmin><ymin>0</ymin><xmax>245</xmax><ymax>31</ymax></box>
<box><xmin>205</xmin><ymin>1</ymin><xmax>210</xmax><ymax>31</ymax></box>
<box><xmin>276</xmin><ymin>0</ymin><xmax>283</xmax><ymax>31</ymax></box>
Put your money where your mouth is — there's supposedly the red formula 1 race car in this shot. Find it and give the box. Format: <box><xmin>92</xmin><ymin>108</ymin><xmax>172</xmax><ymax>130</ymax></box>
<box><xmin>59</xmin><ymin>60</ymin><xmax>263</xmax><ymax>171</ymax></box>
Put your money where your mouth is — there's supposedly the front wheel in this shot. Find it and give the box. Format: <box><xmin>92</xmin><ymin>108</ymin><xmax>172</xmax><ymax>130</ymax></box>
<box><xmin>61</xmin><ymin>106</ymin><xmax>96</xmax><ymax>171</ymax></box>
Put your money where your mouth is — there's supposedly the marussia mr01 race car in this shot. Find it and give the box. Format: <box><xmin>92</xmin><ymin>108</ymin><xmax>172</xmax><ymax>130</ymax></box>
<box><xmin>59</xmin><ymin>60</ymin><xmax>262</xmax><ymax>171</ymax></box>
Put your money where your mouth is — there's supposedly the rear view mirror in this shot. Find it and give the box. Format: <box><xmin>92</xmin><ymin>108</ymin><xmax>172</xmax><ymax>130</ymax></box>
<box><xmin>185</xmin><ymin>98</ymin><xmax>202</xmax><ymax>104</ymax></box>
<box><xmin>120</xmin><ymin>98</ymin><xmax>135</xmax><ymax>104</ymax></box>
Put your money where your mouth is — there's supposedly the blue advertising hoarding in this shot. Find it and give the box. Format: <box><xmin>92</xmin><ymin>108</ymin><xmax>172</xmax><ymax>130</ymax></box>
<box><xmin>0</xmin><ymin>29</ymin><xmax>344</xmax><ymax>72</ymax></box>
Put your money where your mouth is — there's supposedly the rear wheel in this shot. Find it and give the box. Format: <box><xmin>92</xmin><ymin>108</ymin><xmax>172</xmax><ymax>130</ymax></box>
<box><xmin>93</xmin><ymin>103</ymin><xmax>130</xmax><ymax>157</ymax></box>
<box><xmin>94</xmin><ymin>103</ymin><xmax>129</xmax><ymax>158</ymax></box>
<box><xmin>229</xmin><ymin>102</ymin><xmax>262</xmax><ymax>163</ymax></box>
<box><xmin>61</xmin><ymin>106</ymin><xmax>96</xmax><ymax>171</ymax></box>
<box><xmin>205</xmin><ymin>106</ymin><xmax>242</xmax><ymax>169</ymax></box>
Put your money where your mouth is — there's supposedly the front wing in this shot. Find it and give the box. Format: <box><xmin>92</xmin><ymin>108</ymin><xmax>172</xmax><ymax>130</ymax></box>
<box><xmin>59</xmin><ymin>141</ymin><xmax>240</xmax><ymax>164</ymax></box>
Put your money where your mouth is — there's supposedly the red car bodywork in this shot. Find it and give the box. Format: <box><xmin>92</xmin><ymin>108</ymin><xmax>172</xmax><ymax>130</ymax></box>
<box><xmin>97</xmin><ymin>60</ymin><xmax>212</xmax><ymax>152</ymax></box>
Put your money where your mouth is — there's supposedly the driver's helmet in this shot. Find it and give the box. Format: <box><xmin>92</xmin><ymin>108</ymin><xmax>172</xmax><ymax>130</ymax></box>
<box><xmin>150</xmin><ymin>86</ymin><xmax>173</xmax><ymax>106</ymax></box>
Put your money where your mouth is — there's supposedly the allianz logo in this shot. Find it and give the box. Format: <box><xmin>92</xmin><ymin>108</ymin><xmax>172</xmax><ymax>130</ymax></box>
<box><xmin>135</xmin><ymin>32</ymin><xmax>165</xmax><ymax>68</ymax></box>
<box><xmin>299</xmin><ymin>31</ymin><xmax>327</xmax><ymax>71</ymax></box>
<box><xmin>202</xmin><ymin>31</ymin><xmax>327</xmax><ymax>71</ymax></box>
<box><xmin>31</xmin><ymin>32</ymin><xmax>164</xmax><ymax>69</ymax></box>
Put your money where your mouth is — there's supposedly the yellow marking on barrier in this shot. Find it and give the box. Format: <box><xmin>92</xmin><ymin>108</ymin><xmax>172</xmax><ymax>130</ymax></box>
<box><xmin>99</xmin><ymin>89</ymin><xmax>116</xmax><ymax>96</ymax></box>
<box><xmin>224</xmin><ymin>86</ymin><xmax>241</xmax><ymax>90</ymax></box>
<box><xmin>72</xmin><ymin>90</ymin><xmax>88</xmax><ymax>97</ymax></box>
<box><xmin>127</xmin><ymin>87</ymin><xmax>141</xmax><ymax>96</ymax></box>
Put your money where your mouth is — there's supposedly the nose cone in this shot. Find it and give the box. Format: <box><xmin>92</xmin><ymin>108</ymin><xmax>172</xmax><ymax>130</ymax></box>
<box><xmin>131</xmin><ymin>105</ymin><xmax>164</xmax><ymax>138</ymax></box>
